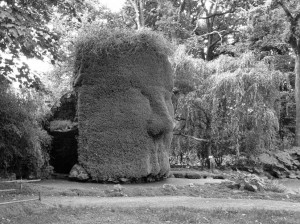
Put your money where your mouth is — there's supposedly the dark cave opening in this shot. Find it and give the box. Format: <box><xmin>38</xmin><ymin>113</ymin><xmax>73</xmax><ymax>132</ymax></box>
<box><xmin>50</xmin><ymin>129</ymin><xmax>78</xmax><ymax>174</ymax></box>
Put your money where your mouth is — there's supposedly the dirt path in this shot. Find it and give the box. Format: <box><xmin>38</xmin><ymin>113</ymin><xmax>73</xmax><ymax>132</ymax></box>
<box><xmin>42</xmin><ymin>196</ymin><xmax>300</xmax><ymax>212</ymax></box>
<box><xmin>32</xmin><ymin>178</ymin><xmax>226</xmax><ymax>190</ymax></box>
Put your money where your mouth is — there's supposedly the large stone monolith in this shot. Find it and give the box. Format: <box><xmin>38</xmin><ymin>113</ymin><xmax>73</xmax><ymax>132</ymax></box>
<box><xmin>73</xmin><ymin>29</ymin><xmax>174</xmax><ymax>182</ymax></box>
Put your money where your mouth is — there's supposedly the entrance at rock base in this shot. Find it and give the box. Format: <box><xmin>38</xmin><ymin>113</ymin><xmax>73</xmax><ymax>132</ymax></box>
<box><xmin>49</xmin><ymin>129</ymin><xmax>78</xmax><ymax>174</ymax></box>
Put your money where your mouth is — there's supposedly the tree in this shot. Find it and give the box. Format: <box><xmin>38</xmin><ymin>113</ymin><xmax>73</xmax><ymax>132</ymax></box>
<box><xmin>0</xmin><ymin>82</ymin><xmax>52</xmax><ymax>177</ymax></box>
<box><xmin>266</xmin><ymin>0</ymin><xmax>300</xmax><ymax>146</ymax></box>
<box><xmin>0</xmin><ymin>0</ymin><xmax>81</xmax><ymax>88</ymax></box>
<box><xmin>173</xmin><ymin>48</ymin><xmax>285</xmax><ymax>165</ymax></box>
<box><xmin>128</xmin><ymin>0</ymin><xmax>145</xmax><ymax>29</ymax></box>
<box><xmin>259</xmin><ymin>0</ymin><xmax>300</xmax><ymax>146</ymax></box>
<box><xmin>47</xmin><ymin>0</ymin><xmax>126</xmax><ymax>100</ymax></box>
<box><xmin>171</xmin><ymin>0</ymin><xmax>265</xmax><ymax>60</ymax></box>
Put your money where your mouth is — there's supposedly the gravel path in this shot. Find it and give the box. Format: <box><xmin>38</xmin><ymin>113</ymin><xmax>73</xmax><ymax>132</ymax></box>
<box><xmin>42</xmin><ymin>196</ymin><xmax>300</xmax><ymax>212</ymax></box>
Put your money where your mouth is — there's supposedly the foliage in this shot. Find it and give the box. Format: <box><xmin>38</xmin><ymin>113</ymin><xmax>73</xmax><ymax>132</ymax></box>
<box><xmin>0</xmin><ymin>0</ymin><xmax>99</xmax><ymax>89</ymax></box>
<box><xmin>172</xmin><ymin>45</ymin><xmax>208</xmax><ymax>93</ymax></box>
<box><xmin>0</xmin><ymin>84</ymin><xmax>52</xmax><ymax>177</ymax></box>
<box><xmin>74</xmin><ymin>26</ymin><xmax>174</xmax><ymax>66</ymax></box>
<box><xmin>247</xmin><ymin>6</ymin><xmax>289</xmax><ymax>55</ymax></box>
<box><xmin>210</xmin><ymin>53</ymin><xmax>283</xmax><ymax>155</ymax></box>
<box><xmin>173</xmin><ymin>50</ymin><xmax>286</xmax><ymax>165</ymax></box>
<box><xmin>0</xmin><ymin>0</ymin><xmax>298</xmax><ymax>173</ymax></box>
<box><xmin>0</xmin><ymin>0</ymin><xmax>57</xmax><ymax>87</ymax></box>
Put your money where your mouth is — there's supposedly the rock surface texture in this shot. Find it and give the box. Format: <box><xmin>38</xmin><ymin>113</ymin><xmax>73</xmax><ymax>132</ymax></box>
<box><xmin>74</xmin><ymin>31</ymin><xmax>174</xmax><ymax>182</ymax></box>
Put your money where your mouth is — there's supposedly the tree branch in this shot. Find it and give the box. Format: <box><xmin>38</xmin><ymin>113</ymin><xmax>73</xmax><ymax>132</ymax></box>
<box><xmin>128</xmin><ymin>0</ymin><xmax>142</xmax><ymax>29</ymax></box>
<box><xmin>199</xmin><ymin>8</ymin><xmax>235</xmax><ymax>20</ymax></box>
<box><xmin>197</xmin><ymin>30</ymin><xmax>226</xmax><ymax>43</ymax></box>
<box><xmin>277</xmin><ymin>1</ymin><xmax>294</xmax><ymax>21</ymax></box>
<box><xmin>173</xmin><ymin>133</ymin><xmax>209</xmax><ymax>142</ymax></box>
<box><xmin>178</xmin><ymin>0</ymin><xmax>186</xmax><ymax>21</ymax></box>
<box><xmin>209</xmin><ymin>36</ymin><xmax>221</xmax><ymax>48</ymax></box>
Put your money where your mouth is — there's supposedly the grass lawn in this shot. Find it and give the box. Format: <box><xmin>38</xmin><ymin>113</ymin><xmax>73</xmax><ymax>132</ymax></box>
<box><xmin>1</xmin><ymin>175</ymin><xmax>300</xmax><ymax>224</ymax></box>
<box><xmin>1</xmin><ymin>180</ymin><xmax>300</xmax><ymax>203</ymax></box>
<box><xmin>0</xmin><ymin>202</ymin><xmax>299</xmax><ymax>224</ymax></box>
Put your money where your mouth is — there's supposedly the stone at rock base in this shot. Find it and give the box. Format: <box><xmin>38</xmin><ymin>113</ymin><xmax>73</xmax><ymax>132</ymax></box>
<box><xmin>212</xmin><ymin>175</ymin><xmax>225</xmax><ymax>179</ymax></box>
<box><xmin>185</xmin><ymin>172</ymin><xmax>201</xmax><ymax>179</ymax></box>
<box><xmin>258</xmin><ymin>152</ymin><xmax>300</xmax><ymax>179</ymax></box>
<box><xmin>256</xmin><ymin>181</ymin><xmax>266</xmax><ymax>191</ymax></box>
<box><xmin>252</xmin><ymin>167</ymin><xmax>264</xmax><ymax>175</ymax></box>
<box><xmin>289</xmin><ymin>147</ymin><xmax>300</xmax><ymax>157</ymax></box>
<box><xmin>168</xmin><ymin>174</ymin><xmax>175</xmax><ymax>178</ymax></box>
<box><xmin>286</xmin><ymin>189</ymin><xmax>297</xmax><ymax>195</ymax></box>
<box><xmin>226</xmin><ymin>182</ymin><xmax>241</xmax><ymax>190</ymax></box>
<box><xmin>119</xmin><ymin>178</ymin><xmax>130</xmax><ymax>183</ymax></box>
<box><xmin>188</xmin><ymin>183</ymin><xmax>195</xmax><ymax>187</ymax></box>
<box><xmin>244</xmin><ymin>183</ymin><xmax>258</xmax><ymax>192</ymax></box>
<box><xmin>146</xmin><ymin>176</ymin><xmax>156</xmax><ymax>182</ymax></box>
<box><xmin>275</xmin><ymin>152</ymin><xmax>294</xmax><ymax>170</ymax></box>
<box><xmin>292</xmin><ymin>159</ymin><xmax>300</xmax><ymax>168</ymax></box>
<box><xmin>107</xmin><ymin>178</ymin><xmax>120</xmax><ymax>183</ymax></box>
<box><xmin>163</xmin><ymin>184</ymin><xmax>177</xmax><ymax>191</ymax></box>
<box><xmin>171</xmin><ymin>172</ymin><xmax>186</xmax><ymax>178</ymax></box>
<box><xmin>271</xmin><ymin>170</ymin><xmax>282</xmax><ymax>178</ymax></box>
<box><xmin>288</xmin><ymin>173</ymin><xmax>298</xmax><ymax>179</ymax></box>
<box><xmin>69</xmin><ymin>164</ymin><xmax>89</xmax><ymax>181</ymax></box>
<box><xmin>113</xmin><ymin>184</ymin><xmax>124</xmax><ymax>192</ymax></box>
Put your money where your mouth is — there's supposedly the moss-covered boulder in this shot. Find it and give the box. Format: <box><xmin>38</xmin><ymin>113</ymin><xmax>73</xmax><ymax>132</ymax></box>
<box><xmin>73</xmin><ymin>28</ymin><xmax>174</xmax><ymax>182</ymax></box>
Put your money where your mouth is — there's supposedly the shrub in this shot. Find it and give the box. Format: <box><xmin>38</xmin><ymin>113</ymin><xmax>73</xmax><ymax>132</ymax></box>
<box><xmin>0</xmin><ymin>84</ymin><xmax>52</xmax><ymax>178</ymax></box>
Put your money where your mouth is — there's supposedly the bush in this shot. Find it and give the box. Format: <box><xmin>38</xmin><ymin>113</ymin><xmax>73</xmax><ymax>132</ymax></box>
<box><xmin>0</xmin><ymin>84</ymin><xmax>52</xmax><ymax>178</ymax></box>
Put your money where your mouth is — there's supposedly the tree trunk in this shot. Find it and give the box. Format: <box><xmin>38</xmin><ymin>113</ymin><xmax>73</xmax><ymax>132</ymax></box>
<box><xmin>139</xmin><ymin>0</ymin><xmax>145</xmax><ymax>28</ymax></box>
<box><xmin>129</xmin><ymin>0</ymin><xmax>145</xmax><ymax>29</ymax></box>
<box><xmin>276</xmin><ymin>0</ymin><xmax>300</xmax><ymax>146</ymax></box>
<box><xmin>206</xmin><ymin>45</ymin><xmax>214</xmax><ymax>61</ymax></box>
<box><xmin>295</xmin><ymin>54</ymin><xmax>300</xmax><ymax>145</ymax></box>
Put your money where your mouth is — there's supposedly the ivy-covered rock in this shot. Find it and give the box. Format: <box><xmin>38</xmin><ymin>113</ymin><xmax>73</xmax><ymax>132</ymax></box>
<box><xmin>74</xmin><ymin>28</ymin><xmax>174</xmax><ymax>182</ymax></box>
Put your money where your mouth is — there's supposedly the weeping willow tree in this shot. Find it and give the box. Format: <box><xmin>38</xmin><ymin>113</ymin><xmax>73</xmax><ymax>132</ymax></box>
<box><xmin>173</xmin><ymin>50</ymin><xmax>286</xmax><ymax>166</ymax></box>
<box><xmin>172</xmin><ymin>46</ymin><xmax>211</xmax><ymax>165</ymax></box>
